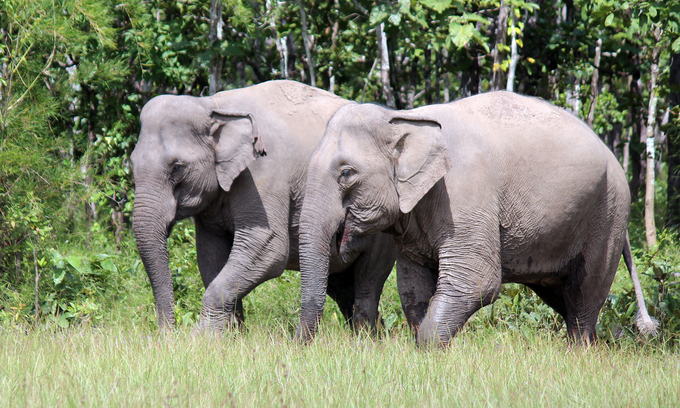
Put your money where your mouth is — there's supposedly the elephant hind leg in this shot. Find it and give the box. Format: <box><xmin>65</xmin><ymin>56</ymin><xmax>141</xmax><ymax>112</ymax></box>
<box><xmin>396</xmin><ymin>253</ymin><xmax>437</xmax><ymax>333</ymax></box>
<box><xmin>526</xmin><ymin>283</ymin><xmax>567</xmax><ymax>320</ymax></box>
<box><xmin>326</xmin><ymin>268</ymin><xmax>356</xmax><ymax>327</ymax></box>
<box><xmin>528</xmin><ymin>281</ymin><xmax>598</xmax><ymax>345</ymax></box>
<box><xmin>533</xmin><ymin>250</ymin><xmax>617</xmax><ymax>345</ymax></box>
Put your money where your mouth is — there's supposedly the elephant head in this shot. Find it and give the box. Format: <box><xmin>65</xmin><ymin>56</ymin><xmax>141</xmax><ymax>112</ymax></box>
<box><xmin>296</xmin><ymin>103</ymin><xmax>451</xmax><ymax>341</ymax></box>
<box><xmin>130</xmin><ymin>94</ymin><xmax>265</xmax><ymax>329</ymax></box>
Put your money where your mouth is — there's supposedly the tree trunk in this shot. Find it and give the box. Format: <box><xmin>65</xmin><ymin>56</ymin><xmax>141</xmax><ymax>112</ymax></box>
<box><xmin>491</xmin><ymin>0</ymin><xmax>509</xmax><ymax>91</ymax></box>
<box><xmin>377</xmin><ymin>23</ymin><xmax>396</xmax><ymax>109</ymax></box>
<box><xmin>407</xmin><ymin>56</ymin><xmax>422</xmax><ymax>109</ymax></box>
<box><xmin>286</xmin><ymin>33</ymin><xmax>297</xmax><ymax>78</ymax></box>
<box><xmin>329</xmin><ymin>20</ymin><xmax>339</xmax><ymax>93</ymax></box>
<box><xmin>629</xmin><ymin>73</ymin><xmax>644</xmax><ymax>202</ymax></box>
<box><xmin>266</xmin><ymin>0</ymin><xmax>285</xmax><ymax>79</ymax></box>
<box><xmin>608</xmin><ymin>121</ymin><xmax>623</xmax><ymax>159</ymax></box>
<box><xmin>388</xmin><ymin>40</ymin><xmax>404</xmax><ymax>109</ymax></box>
<box><xmin>281</xmin><ymin>37</ymin><xmax>289</xmax><ymax>79</ymax></box>
<box><xmin>209</xmin><ymin>0</ymin><xmax>224</xmax><ymax>95</ymax></box>
<box><xmin>424</xmin><ymin>47</ymin><xmax>432</xmax><ymax>105</ymax></box>
<box><xmin>443</xmin><ymin>49</ymin><xmax>451</xmax><ymax>103</ymax></box>
<box><xmin>587</xmin><ymin>38</ymin><xmax>602</xmax><ymax>128</ymax></box>
<box><xmin>506</xmin><ymin>14</ymin><xmax>519</xmax><ymax>92</ymax></box>
<box><xmin>566</xmin><ymin>79</ymin><xmax>581</xmax><ymax>116</ymax></box>
<box><xmin>82</xmin><ymin>83</ymin><xmax>98</xmax><ymax>226</ymax></box>
<box><xmin>622</xmin><ymin>129</ymin><xmax>630</xmax><ymax>174</ymax></box>
<box><xmin>435</xmin><ymin>50</ymin><xmax>442</xmax><ymax>103</ymax></box>
<box><xmin>297</xmin><ymin>0</ymin><xmax>316</xmax><ymax>87</ymax></box>
<box><xmin>33</xmin><ymin>240</ymin><xmax>40</xmax><ymax>326</ymax></box>
<box><xmin>644</xmin><ymin>27</ymin><xmax>662</xmax><ymax>247</ymax></box>
<box><xmin>667</xmin><ymin>53</ymin><xmax>680</xmax><ymax>229</ymax></box>
<box><xmin>460</xmin><ymin>49</ymin><xmax>480</xmax><ymax>97</ymax></box>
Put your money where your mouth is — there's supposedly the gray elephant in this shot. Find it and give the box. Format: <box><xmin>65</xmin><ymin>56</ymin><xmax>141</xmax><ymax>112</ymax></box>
<box><xmin>130</xmin><ymin>80</ymin><xmax>396</xmax><ymax>331</ymax></box>
<box><xmin>296</xmin><ymin>91</ymin><xmax>658</xmax><ymax>346</ymax></box>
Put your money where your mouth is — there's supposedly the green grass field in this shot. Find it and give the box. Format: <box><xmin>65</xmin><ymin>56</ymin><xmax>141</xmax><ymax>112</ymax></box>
<box><xmin>2</xmin><ymin>323</ymin><xmax>679</xmax><ymax>407</ymax></box>
<box><xmin>1</xmin><ymin>223</ymin><xmax>679</xmax><ymax>406</ymax></box>
<box><xmin>2</xmin><ymin>266</ymin><xmax>680</xmax><ymax>407</ymax></box>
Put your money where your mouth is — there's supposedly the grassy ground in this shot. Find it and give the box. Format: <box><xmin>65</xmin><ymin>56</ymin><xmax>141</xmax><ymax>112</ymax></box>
<box><xmin>2</xmin><ymin>323</ymin><xmax>679</xmax><ymax>407</ymax></box>
<box><xmin>1</xmin><ymin>222</ymin><xmax>679</xmax><ymax>406</ymax></box>
<box><xmin>2</xmin><ymin>267</ymin><xmax>680</xmax><ymax>407</ymax></box>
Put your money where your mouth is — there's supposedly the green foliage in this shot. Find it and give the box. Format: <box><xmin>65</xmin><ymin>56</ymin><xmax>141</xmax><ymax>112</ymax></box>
<box><xmin>1</xmin><ymin>0</ymin><xmax>680</xmax><ymax>352</ymax></box>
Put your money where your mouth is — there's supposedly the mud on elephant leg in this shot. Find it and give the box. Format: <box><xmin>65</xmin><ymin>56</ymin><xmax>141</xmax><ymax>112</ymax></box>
<box><xmin>396</xmin><ymin>253</ymin><xmax>437</xmax><ymax>333</ymax></box>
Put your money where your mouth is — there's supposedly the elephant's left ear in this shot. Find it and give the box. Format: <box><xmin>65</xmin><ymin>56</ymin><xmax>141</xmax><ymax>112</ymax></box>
<box><xmin>389</xmin><ymin>116</ymin><xmax>452</xmax><ymax>213</ymax></box>
<box><xmin>210</xmin><ymin>109</ymin><xmax>267</xmax><ymax>192</ymax></box>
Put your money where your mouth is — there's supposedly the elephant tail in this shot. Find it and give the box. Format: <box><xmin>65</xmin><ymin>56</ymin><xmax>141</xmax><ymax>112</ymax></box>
<box><xmin>622</xmin><ymin>231</ymin><xmax>660</xmax><ymax>336</ymax></box>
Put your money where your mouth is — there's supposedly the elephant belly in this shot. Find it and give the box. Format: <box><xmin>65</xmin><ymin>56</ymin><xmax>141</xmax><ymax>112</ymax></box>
<box><xmin>498</xmin><ymin>214</ymin><xmax>591</xmax><ymax>286</ymax></box>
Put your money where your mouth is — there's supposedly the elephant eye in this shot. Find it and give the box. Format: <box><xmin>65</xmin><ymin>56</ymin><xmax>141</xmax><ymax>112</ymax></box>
<box><xmin>338</xmin><ymin>167</ymin><xmax>356</xmax><ymax>185</ymax></box>
<box><xmin>170</xmin><ymin>162</ymin><xmax>184</xmax><ymax>176</ymax></box>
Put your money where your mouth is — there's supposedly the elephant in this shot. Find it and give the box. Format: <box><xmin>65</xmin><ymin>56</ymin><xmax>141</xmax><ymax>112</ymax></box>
<box><xmin>296</xmin><ymin>91</ymin><xmax>658</xmax><ymax>346</ymax></box>
<box><xmin>130</xmin><ymin>80</ymin><xmax>396</xmax><ymax>332</ymax></box>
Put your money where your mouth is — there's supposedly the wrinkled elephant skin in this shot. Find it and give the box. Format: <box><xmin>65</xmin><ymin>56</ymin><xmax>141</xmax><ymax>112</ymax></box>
<box><xmin>131</xmin><ymin>80</ymin><xmax>396</xmax><ymax>332</ymax></box>
<box><xmin>297</xmin><ymin>91</ymin><xmax>655</xmax><ymax>346</ymax></box>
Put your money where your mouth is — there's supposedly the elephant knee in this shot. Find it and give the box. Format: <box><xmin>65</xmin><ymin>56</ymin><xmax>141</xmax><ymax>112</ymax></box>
<box><xmin>202</xmin><ymin>283</ymin><xmax>237</xmax><ymax>316</ymax></box>
<box><xmin>415</xmin><ymin>292</ymin><xmax>483</xmax><ymax>347</ymax></box>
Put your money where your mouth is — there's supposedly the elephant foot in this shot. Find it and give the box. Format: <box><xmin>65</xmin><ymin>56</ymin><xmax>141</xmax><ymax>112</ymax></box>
<box><xmin>415</xmin><ymin>294</ymin><xmax>479</xmax><ymax>348</ymax></box>
<box><xmin>195</xmin><ymin>307</ymin><xmax>243</xmax><ymax>334</ymax></box>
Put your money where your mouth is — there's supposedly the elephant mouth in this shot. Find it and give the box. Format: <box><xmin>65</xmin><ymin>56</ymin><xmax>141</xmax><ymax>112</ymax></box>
<box><xmin>335</xmin><ymin>211</ymin><xmax>352</xmax><ymax>255</ymax></box>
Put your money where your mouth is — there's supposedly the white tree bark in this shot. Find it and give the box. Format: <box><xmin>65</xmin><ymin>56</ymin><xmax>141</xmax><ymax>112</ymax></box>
<box><xmin>209</xmin><ymin>0</ymin><xmax>224</xmax><ymax>95</ymax></box>
<box><xmin>566</xmin><ymin>82</ymin><xmax>581</xmax><ymax>116</ymax></box>
<box><xmin>297</xmin><ymin>0</ymin><xmax>316</xmax><ymax>87</ymax></box>
<box><xmin>377</xmin><ymin>23</ymin><xmax>396</xmax><ymax>108</ymax></box>
<box><xmin>644</xmin><ymin>26</ymin><xmax>662</xmax><ymax>247</ymax></box>
<box><xmin>266</xmin><ymin>0</ymin><xmax>286</xmax><ymax>79</ymax></box>
<box><xmin>492</xmin><ymin>0</ymin><xmax>509</xmax><ymax>91</ymax></box>
<box><xmin>587</xmin><ymin>38</ymin><xmax>602</xmax><ymax>128</ymax></box>
<box><xmin>280</xmin><ymin>38</ymin><xmax>289</xmax><ymax>79</ymax></box>
<box><xmin>506</xmin><ymin>15</ymin><xmax>519</xmax><ymax>92</ymax></box>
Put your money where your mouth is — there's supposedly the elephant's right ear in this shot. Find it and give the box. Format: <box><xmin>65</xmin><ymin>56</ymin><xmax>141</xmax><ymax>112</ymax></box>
<box><xmin>389</xmin><ymin>115</ymin><xmax>452</xmax><ymax>213</ymax></box>
<box><xmin>210</xmin><ymin>109</ymin><xmax>266</xmax><ymax>192</ymax></box>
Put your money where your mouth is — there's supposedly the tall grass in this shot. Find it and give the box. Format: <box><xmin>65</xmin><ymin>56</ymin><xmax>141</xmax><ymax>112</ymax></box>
<box><xmin>2</xmin><ymin>222</ymin><xmax>679</xmax><ymax>406</ymax></box>
<box><xmin>1</xmin><ymin>324</ymin><xmax>678</xmax><ymax>407</ymax></box>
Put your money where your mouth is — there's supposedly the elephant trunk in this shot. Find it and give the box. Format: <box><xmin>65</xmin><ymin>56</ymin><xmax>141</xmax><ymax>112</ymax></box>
<box><xmin>296</xmin><ymin>174</ymin><xmax>344</xmax><ymax>342</ymax></box>
<box><xmin>133</xmin><ymin>188</ymin><xmax>177</xmax><ymax>330</ymax></box>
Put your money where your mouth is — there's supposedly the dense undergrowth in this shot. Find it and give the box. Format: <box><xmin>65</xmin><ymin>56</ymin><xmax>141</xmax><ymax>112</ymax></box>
<box><xmin>1</xmin><ymin>145</ymin><xmax>679</xmax><ymax>345</ymax></box>
<box><xmin>1</xmin><ymin>213</ymin><xmax>679</xmax><ymax>348</ymax></box>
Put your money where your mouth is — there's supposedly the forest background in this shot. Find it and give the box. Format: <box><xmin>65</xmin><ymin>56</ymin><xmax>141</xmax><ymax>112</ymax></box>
<box><xmin>1</xmin><ymin>0</ymin><xmax>680</xmax><ymax>345</ymax></box>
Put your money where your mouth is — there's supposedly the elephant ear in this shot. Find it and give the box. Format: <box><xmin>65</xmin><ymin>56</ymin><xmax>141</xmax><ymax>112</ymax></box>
<box><xmin>210</xmin><ymin>109</ymin><xmax>267</xmax><ymax>192</ymax></box>
<box><xmin>389</xmin><ymin>115</ymin><xmax>452</xmax><ymax>213</ymax></box>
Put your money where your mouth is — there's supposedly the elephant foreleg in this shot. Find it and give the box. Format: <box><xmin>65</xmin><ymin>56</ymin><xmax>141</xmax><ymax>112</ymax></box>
<box><xmin>195</xmin><ymin>218</ymin><xmax>233</xmax><ymax>289</ymax></box>
<box><xmin>198</xmin><ymin>225</ymin><xmax>289</xmax><ymax>332</ymax></box>
<box><xmin>416</xmin><ymin>245</ymin><xmax>502</xmax><ymax>347</ymax></box>
<box><xmin>396</xmin><ymin>252</ymin><xmax>437</xmax><ymax>333</ymax></box>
